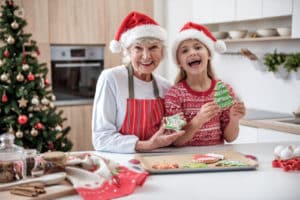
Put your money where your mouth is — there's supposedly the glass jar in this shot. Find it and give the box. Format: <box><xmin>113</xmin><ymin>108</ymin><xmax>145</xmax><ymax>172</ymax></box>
<box><xmin>0</xmin><ymin>133</ymin><xmax>25</xmax><ymax>183</ymax></box>
<box><xmin>24</xmin><ymin>149</ymin><xmax>37</xmax><ymax>176</ymax></box>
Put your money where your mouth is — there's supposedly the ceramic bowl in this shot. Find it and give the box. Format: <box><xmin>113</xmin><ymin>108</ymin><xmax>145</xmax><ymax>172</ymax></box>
<box><xmin>256</xmin><ymin>28</ymin><xmax>278</xmax><ymax>37</ymax></box>
<box><xmin>212</xmin><ymin>31</ymin><xmax>228</xmax><ymax>39</ymax></box>
<box><xmin>276</xmin><ymin>27</ymin><xmax>291</xmax><ymax>36</ymax></box>
<box><xmin>228</xmin><ymin>30</ymin><xmax>248</xmax><ymax>39</ymax></box>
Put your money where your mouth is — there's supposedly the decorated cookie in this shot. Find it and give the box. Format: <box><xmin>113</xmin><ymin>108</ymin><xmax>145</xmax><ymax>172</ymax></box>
<box><xmin>165</xmin><ymin>113</ymin><xmax>187</xmax><ymax>131</ymax></box>
<box><xmin>152</xmin><ymin>163</ymin><xmax>179</xmax><ymax>170</ymax></box>
<box><xmin>214</xmin><ymin>81</ymin><xmax>234</xmax><ymax>109</ymax></box>
<box><xmin>216</xmin><ymin>160</ymin><xmax>248</xmax><ymax>167</ymax></box>
<box><xmin>182</xmin><ymin>162</ymin><xmax>208</xmax><ymax>169</ymax></box>
<box><xmin>193</xmin><ymin>153</ymin><xmax>224</xmax><ymax>164</ymax></box>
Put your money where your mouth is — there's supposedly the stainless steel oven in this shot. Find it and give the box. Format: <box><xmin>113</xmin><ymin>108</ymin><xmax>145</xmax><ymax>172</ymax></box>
<box><xmin>51</xmin><ymin>45</ymin><xmax>104</xmax><ymax>104</ymax></box>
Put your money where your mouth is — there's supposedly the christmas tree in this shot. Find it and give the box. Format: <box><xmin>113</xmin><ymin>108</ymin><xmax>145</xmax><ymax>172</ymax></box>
<box><xmin>0</xmin><ymin>0</ymin><xmax>72</xmax><ymax>152</ymax></box>
<box><xmin>214</xmin><ymin>81</ymin><xmax>234</xmax><ymax>109</ymax></box>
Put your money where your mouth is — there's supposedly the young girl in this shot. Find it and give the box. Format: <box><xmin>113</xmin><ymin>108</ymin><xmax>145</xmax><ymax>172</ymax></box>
<box><xmin>165</xmin><ymin>22</ymin><xmax>245</xmax><ymax>146</ymax></box>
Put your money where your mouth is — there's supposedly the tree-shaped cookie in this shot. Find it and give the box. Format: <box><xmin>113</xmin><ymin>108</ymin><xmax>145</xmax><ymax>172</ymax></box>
<box><xmin>214</xmin><ymin>81</ymin><xmax>234</xmax><ymax>109</ymax></box>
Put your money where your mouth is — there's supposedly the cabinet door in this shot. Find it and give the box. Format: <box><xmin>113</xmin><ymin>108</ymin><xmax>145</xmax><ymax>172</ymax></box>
<box><xmin>230</xmin><ymin>125</ymin><xmax>258</xmax><ymax>144</ymax></box>
<box><xmin>49</xmin><ymin>0</ymin><xmax>105</xmax><ymax>44</ymax></box>
<box><xmin>104</xmin><ymin>0</ymin><xmax>153</xmax><ymax>68</ymax></box>
<box><xmin>262</xmin><ymin>0</ymin><xmax>293</xmax><ymax>18</ymax></box>
<box><xmin>192</xmin><ymin>0</ymin><xmax>235</xmax><ymax>24</ymax></box>
<box><xmin>236</xmin><ymin>0</ymin><xmax>262</xmax><ymax>21</ymax></box>
<box><xmin>59</xmin><ymin>105</ymin><xmax>93</xmax><ymax>151</ymax></box>
<box><xmin>258</xmin><ymin>128</ymin><xmax>300</xmax><ymax>143</ymax></box>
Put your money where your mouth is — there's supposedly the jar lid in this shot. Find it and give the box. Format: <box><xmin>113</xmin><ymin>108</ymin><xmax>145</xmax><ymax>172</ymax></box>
<box><xmin>0</xmin><ymin>133</ymin><xmax>24</xmax><ymax>161</ymax></box>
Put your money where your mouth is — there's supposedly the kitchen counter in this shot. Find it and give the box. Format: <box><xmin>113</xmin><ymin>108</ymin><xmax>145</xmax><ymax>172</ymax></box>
<box><xmin>241</xmin><ymin>109</ymin><xmax>300</xmax><ymax>135</ymax></box>
<box><xmin>57</xmin><ymin>142</ymin><xmax>300</xmax><ymax>200</ymax></box>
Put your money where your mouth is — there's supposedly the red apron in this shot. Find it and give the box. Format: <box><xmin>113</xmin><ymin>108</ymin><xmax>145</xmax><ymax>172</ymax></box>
<box><xmin>119</xmin><ymin>64</ymin><xmax>164</xmax><ymax>140</ymax></box>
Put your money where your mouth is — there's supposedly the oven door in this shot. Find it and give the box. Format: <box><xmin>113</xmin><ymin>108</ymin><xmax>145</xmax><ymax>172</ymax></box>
<box><xmin>51</xmin><ymin>60</ymin><xmax>103</xmax><ymax>102</ymax></box>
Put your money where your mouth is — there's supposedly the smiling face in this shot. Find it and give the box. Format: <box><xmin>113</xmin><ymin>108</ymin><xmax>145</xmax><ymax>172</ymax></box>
<box><xmin>176</xmin><ymin>39</ymin><xmax>210</xmax><ymax>77</ymax></box>
<box><xmin>128</xmin><ymin>38</ymin><xmax>164</xmax><ymax>81</ymax></box>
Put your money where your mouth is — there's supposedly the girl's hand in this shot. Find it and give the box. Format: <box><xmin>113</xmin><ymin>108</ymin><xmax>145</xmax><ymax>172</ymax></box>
<box><xmin>195</xmin><ymin>102</ymin><xmax>220</xmax><ymax>124</ymax></box>
<box><xmin>230</xmin><ymin>101</ymin><xmax>246</xmax><ymax>121</ymax></box>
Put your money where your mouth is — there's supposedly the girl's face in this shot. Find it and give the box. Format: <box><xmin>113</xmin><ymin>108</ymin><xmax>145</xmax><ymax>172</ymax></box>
<box><xmin>128</xmin><ymin>40</ymin><xmax>163</xmax><ymax>81</ymax></box>
<box><xmin>176</xmin><ymin>39</ymin><xmax>210</xmax><ymax>77</ymax></box>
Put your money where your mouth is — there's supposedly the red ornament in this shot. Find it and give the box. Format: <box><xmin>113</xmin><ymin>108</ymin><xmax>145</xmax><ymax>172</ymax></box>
<box><xmin>9</xmin><ymin>0</ymin><xmax>14</xmax><ymax>6</ymax></box>
<box><xmin>18</xmin><ymin>115</ymin><xmax>28</xmax><ymax>125</ymax></box>
<box><xmin>27</xmin><ymin>73</ymin><xmax>35</xmax><ymax>81</ymax></box>
<box><xmin>36</xmin><ymin>49</ymin><xmax>40</xmax><ymax>55</ymax></box>
<box><xmin>44</xmin><ymin>78</ymin><xmax>50</xmax><ymax>85</ymax></box>
<box><xmin>48</xmin><ymin>142</ymin><xmax>54</xmax><ymax>150</ymax></box>
<box><xmin>4</xmin><ymin>49</ymin><xmax>10</xmax><ymax>58</ymax></box>
<box><xmin>34</xmin><ymin>122</ymin><xmax>44</xmax><ymax>130</ymax></box>
<box><xmin>1</xmin><ymin>92</ymin><xmax>8</xmax><ymax>103</ymax></box>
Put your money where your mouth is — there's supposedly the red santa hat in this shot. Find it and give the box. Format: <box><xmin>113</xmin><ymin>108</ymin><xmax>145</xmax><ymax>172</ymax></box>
<box><xmin>109</xmin><ymin>11</ymin><xmax>167</xmax><ymax>53</ymax></box>
<box><xmin>172</xmin><ymin>22</ymin><xmax>226</xmax><ymax>64</ymax></box>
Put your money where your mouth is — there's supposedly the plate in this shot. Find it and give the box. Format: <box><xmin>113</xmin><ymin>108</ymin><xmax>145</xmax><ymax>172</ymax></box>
<box><xmin>136</xmin><ymin>150</ymin><xmax>258</xmax><ymax>174</ymax></box>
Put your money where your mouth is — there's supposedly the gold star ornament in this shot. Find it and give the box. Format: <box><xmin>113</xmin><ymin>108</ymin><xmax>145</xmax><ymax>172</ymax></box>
<box><xmin>18</xmin><ymin>97</ymin><xmax>28</xmax><ymax>108</ymax></box>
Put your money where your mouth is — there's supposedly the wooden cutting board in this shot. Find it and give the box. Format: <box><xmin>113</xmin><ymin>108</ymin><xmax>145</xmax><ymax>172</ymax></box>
<box><xmin>0</xmin><ymin>181</ymin><xmax>76</xmax><ymax>200</ymax></box>
<box><xmin>136</xmin><ymin>150</ymin><xmax>258</xmax><ymax>174</ymax></box>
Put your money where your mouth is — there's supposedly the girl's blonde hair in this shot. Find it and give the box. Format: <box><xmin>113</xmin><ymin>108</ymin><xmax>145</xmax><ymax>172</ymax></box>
<box><xmin>174</xmin><ymin>42</ymin><xmax>216</xmax><ymax>83</ymax></box>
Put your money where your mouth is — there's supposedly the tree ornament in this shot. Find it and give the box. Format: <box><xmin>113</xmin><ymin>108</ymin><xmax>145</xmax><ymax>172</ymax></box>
<box><xmin>22</xmin><ymin>63</ymin><xmax>29</xmax><ymax>71</ymax></box>
<box><xmin>6</xmin><ymin>35</ymin><xmax>15</xmax><ymax>44</ymax></box>
<box><xmin>55</xmin><ymin>125</ymin><xmax>62</xmax><ymax>132</ymax></box>
<box><xmin>48</xmin><ymin>142</ymin><xmax>54</xmax><ymax>150</ymax></box>
<box><xmin>49</xmin><ymin>102</ymin><xmax>55</xmax><ymax>108</ymax></box>
<box><xmin>8</xmin><ymin>127</ymin><xmax>14</xmax><ymax>134</ymax></box>
<box><xmin>14</xmin><ymin>7</ymin><xmax>24</xmax><ymax>18</ymax></box>
<box><xmin>8</xmin><ymin>0</ymin><xmax>13</xmax><ymax>6</ymax></box>
<box><xmin>4</xmin><ymin>49</ymin><xmax>10</xmax><ymax>57</ymax></box>
<box><xmin>40</xmin><ymin>78</ymin><xmax>45</xmax><ymax>88</ymax></box>
<box><xmin>44</xmin><ymin>78</ymin><xmax>50</xmax><ymax>85</ymax></box>
<box><xmin>1</xmin><ymin>91</ymin><xmax>8</xmax><ymax>103</ymax></box>
<box><xmin>31</xmin><ymin>51</ymin><xmax>38</xmax><ymax>58</ymax></box>
<box><xmin>34</xmin><ymin>122</ymin><xmax>44</xmax><ymax>130</ymax></box>
<box><xmin>31</xmin><ymin>96</ymin><xmax>39</xmax><ymax>105</ymax></box>
<box><xmin>27</xmin><ymin>72</ymin><xmax>35</xmax><ymax>81</ymax></box>
<box><xmin>51</xmin><ymin>94</ymin><xmax>56</xmax><ymax>101</ymax></box>
<box><xmin>11</xmin><ymin>20</ymin><xmax>19</xmax><ymax>29</ymax></box>
<box><xmin>18</xmin><ymin>115</ymin><xmax>28</xmax><ymax>125</ymax></box>
<box><xmin>16</xmin><ymin>130</ymin><xmax>23</xmax><ymax>138</ymax></box>
<box><xmin>30</xmin><ymin>128</ymin><xmax>38</xmax><ymax>137</ymax></box>
<box><xmin>18</xmin><ymin>97</ymin><xmax>28</xmax><ymax>107</ymax></box>
<box><xmin>1</xmin><ymin>73</ymin><xmax>8</xmax><ymax>81</ymax></box>
<box><xmin>16</xmin><ymin>72</ymin><xmax>24</xmax><ymax>82</ymax></box>
<box><xmin>41</xmin><ymin>97</ymin><xmax>49</xmax><ymax>105</ymax></box>
<box><xmin>0</xmin><ymin>59</ymin><xmax>5</xmax><ymax>66</ymax></box>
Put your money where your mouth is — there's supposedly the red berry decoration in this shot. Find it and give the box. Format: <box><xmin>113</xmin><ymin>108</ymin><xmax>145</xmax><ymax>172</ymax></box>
<box><xmin>35</xmin><ymin>122</ymin><xmax>44</xmax><ymax>130</ymax></box>
<box><xmin>4</xmin><ymin>49</ymin><xmax>10</xmax><ymax>58</ymax></box>
<box><xmin>48</xmin><ymin>142</ymin><xmax>54</xmax><ymax>150</ymax></box>
<box><xmin>27</xmin><ymin>73</ymin><xmax>35</xmax><ymax>81</ymax></box>
<box><xmin>44</xmin><ymin>78</ymin><xmax>50</xmax><ymax>85</ymax></box>
<box><xmin>18</xmin><ymin>115</ymin><xmax>28</xmax><ymax>125</ymax></box>
<box><xmin>1</xmin><ymin>93</ymin><xmax>8</xmax><ymax>103</ymax></box>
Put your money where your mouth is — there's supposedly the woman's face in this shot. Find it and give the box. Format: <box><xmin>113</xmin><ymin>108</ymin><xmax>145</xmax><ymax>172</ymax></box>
<box><xmin>128</xmin><ymin>40</ymin><xmax>163</xmax><ymax>81</ymax></box>
<box><xmin>177</xmin><ymin>39</ymin><xmax>210</xmax><ymax>77</ymax></box>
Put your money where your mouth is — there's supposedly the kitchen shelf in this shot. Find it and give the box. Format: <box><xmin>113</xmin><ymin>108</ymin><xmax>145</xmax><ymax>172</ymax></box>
<box><xmin>223</xmin><ymin>36</ymin><xmax>298</xmax><ymax>43</ymax></box>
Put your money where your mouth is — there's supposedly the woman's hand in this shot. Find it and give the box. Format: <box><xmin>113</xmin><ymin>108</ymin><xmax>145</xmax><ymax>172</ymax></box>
<box><xmin>229</xmin><ymin>101</ymin><xmax>246</xmax><ymax>122</ymax></box>
<box><xmin>194</xmin><ymin>102</ymin><xmax>220</xmax><ymax>124</ymax></box>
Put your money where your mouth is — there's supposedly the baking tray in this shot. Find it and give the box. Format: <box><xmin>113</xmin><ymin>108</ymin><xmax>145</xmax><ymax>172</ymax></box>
<box><xmin>135</xmin><ymin>150</ymin><xmax>258</xmax><ymax>174</ymax></box>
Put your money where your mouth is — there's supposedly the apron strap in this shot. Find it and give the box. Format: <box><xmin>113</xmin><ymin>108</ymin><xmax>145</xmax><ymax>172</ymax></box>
<box><xmin>126</xmin><ymin>64</ymin><xmax>160</xmax><ymax>99</ymax></box>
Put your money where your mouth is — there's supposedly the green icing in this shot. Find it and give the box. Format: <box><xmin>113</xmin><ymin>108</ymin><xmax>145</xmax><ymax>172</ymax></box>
<box><xmin>216</xmin><ymin>160</ymin><xmax>248</xmax><ymax>167</ymax></box>
<box><xmin>214</xmin><ymin>81</ymin><xmax>233</xmax><ymax>109</ymax></box>
<box><xmin>165</xmin><ymin>113</ymin><xmax>187</xmax><ymax>131</ymax></box>
<box><xmin>182</xmin><ymin>162</ymin><xmax>208</xmax><ymax>168</ymax></box>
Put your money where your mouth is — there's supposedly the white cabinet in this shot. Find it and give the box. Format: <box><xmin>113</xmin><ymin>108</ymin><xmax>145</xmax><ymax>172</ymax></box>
<box><xmin>236</xmin><ymin>0</ymin><xmax>262</xmax><ymax>21</ymax></box>
<box><xmin>262</xmin><ymin>0</ymin><xmax>293</xmax><ymax>18</ymax></box>
<box><xmin>192</xmin><ymin>0</ymin><xmax>235</xmax><ymax>24</ymax></box>
<box><xmin>231</xmin><ymin>125</ymin><xmax>258</xmax><ymax>144</ymax></box>
<box><xmin>257</xmin><ymin>128</ymin><xmax>300</xmax><ymax>143</ymax></box>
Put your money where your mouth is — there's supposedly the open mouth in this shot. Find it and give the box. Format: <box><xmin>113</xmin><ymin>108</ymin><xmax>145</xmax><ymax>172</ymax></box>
<box><xmin>141</xmin><ymin>61</ymin><xmax>154</xmax><ymax>67</ymax></box>
<box><xmin>188</xmin><ymin>59</ymin><xmax>201</xmax><ymax>67</ymax></box>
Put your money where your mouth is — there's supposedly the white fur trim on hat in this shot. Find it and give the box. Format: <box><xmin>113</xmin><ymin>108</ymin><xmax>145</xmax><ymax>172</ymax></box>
<box><xmin>120</xmin><ymin>24</ymin><xmax>167</xmax><ymax>49</ymax></box>
<box><xmin>172</xmin><ymin>29</ymin><xmax>226</xmax><ymax>64</ymax></box>
<box><xmin>109</xmin><ymin>40</ymin><xmax>122</xmax><ymax>53</ymax></box>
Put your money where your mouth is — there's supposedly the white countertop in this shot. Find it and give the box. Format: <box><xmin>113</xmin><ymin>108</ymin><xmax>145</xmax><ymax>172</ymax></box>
<box><xmin>58</xmin><ymin>142</ymin><xmax>300</xmax><ymax>200</ymax></box>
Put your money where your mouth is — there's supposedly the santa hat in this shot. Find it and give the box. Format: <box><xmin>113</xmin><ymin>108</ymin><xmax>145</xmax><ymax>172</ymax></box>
<box><xmin>172</xmin><ymin>22</ymin><xmax>226</xmax><ymax>64</ymax></box>
<box><xmin>110</xmin><ymin>11</ymin><xmax>167</xmax><ymax>53</ymax></box>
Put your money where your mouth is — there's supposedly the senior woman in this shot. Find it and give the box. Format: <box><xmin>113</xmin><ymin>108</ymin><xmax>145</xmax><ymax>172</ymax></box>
<box><xmin>92</xmin><ymin>11</ymin><xmax>184</xmax><ymax>153</ymax></box>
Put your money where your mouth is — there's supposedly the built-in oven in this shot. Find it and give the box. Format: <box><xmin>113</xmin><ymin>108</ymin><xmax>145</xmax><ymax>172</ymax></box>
<box><xmin>51</xmin><ymin>45</ymin><xmax>104</xmax><ymax>104</ymax></box>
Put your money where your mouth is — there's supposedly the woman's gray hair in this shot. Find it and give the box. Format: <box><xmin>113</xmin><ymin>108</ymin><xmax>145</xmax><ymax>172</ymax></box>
<box><xmin>122</xmin><ymin>37</ymin><xmax>167</xmax><ymax>64</ymax></box>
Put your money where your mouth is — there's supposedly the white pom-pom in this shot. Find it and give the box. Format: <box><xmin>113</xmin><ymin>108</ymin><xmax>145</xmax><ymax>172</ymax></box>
<box><xmin>274</xmin><ymin>145</ymin><xmax>285</xmax><ymax>158</ymax></box>
<box><xmin>109</xmin><ymin>40</ymin><xmax>122</xmax><ymax>53</ymax></box>
<box><xmin>280</xmin><ymin>146</ymin><xmax>294</xmax><ymax>160</ymax></box>
<box><xmin>293</xmin><ymin>146</ymin><xmax>300</xmax><ymax>157</ymax></box>
<box><xmin>214</xmin><ymin>40</ymin><xmax>227</xmax><ymax>53</ymax></box>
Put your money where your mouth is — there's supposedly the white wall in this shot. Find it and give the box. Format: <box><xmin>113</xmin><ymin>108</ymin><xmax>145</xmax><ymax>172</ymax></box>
<box><xmin>154</xmin><ymin>0</ymin><xmax>300</xmax><ymax>114</ymax></box>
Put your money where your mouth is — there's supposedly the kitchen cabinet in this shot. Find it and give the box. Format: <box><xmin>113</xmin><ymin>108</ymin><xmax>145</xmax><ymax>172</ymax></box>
<box><xmin>58</xmin><ymin>104</ymin><xmax>94</xmax><ymax>151</ymax></box>
<box><xmin>231</xmin><ymin>125</ymin><xmax>258</xmax><ymax>144</ymax></box>
<box><xmin>49</xmin><ymin>0</ymin><xmax>105</xmax><ymax>44</ymax></box>
<box><xmin>262</xmin><ymin>0</ymin><xmax>293</xmax><ymax>18</ymax></box>
<box><xmin>257</xmin><ymin>128</ymin><xmax>300</xmax><ymax>143</ymax></box>
<box><xmin>236</xmin><ymin>0</ymin><xmax>262</xmax><ymax>21</ymax></box>
<box><xmin>103</xmin><ymin>0</ymin><xmax>153</xmax><ymax>68</ymax></box>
